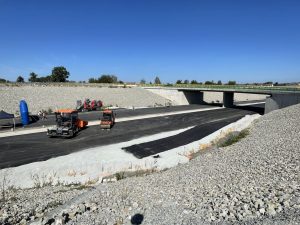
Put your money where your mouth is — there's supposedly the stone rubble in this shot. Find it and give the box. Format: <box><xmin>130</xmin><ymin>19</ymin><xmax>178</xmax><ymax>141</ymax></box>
<box><xmin>0</xmin><ymin>85</ymin><xmax>168</xmax><ymax>114</ymax></box>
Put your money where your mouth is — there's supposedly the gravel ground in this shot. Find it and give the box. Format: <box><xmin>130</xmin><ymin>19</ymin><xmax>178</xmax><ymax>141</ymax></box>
<box><xmin>0</xmin><ymin>85</ymin><xmax>168</xmax><ymax>114</ymax></box>
<box><xmin>0</xmin><ymin>185</ymin><xmax>92</xmax><ymax>225</ymax></box>
<box><xmin>1</xmin><ymin>104</ymin><xmax>300</xmax><ymax>225</ymax></box>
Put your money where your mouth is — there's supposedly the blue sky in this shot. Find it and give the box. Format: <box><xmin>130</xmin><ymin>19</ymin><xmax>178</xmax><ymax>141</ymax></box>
<box><xmin>0</xmin><ymin>0</ymin><xmax>299</xmax><ymax>83</ymax></box>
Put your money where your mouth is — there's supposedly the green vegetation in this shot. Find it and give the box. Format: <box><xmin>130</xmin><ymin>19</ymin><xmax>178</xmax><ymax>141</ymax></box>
<box><xmin>219</xmin><ymin>129</ymin><xmax>250</xmax><ymax>147</ymax></box>
<box><xmin>115</xmin><ymin>172</ymin><xmax>125</xmax><ymax>181</ymax></box>
<box><xmin>154</xmin><ymin>76</ymin><xmax>161</xmax><ymax>84</ymax></box>
<box><xmin>227</xmin><ymin>80</ymin><xmax>236</xmax><ymax>85</ymax></box>
<box><xmin>28</xmin><ymin>72</ymin><xmax>38</xmax><ymax>82</ymax></box>
<box><xmin>28</xmin><ymin>66</ymin><xmax>70</xmax><ymax>82</ymax></box>
<box><xmin>50</xmin><ymin>66</ymin><xmax>70</xmax><ymax>82</ymax></box>
<box><xmin>140</xmin><ymin>78</ymin><xmax>146</xmax><ymax>84</ymax></box>
<box><xmin>89</xmin><ymin>75</ymin><xmax>118</xmax><ymax>83</ymax></box>
<box><xmin>0</xmin><ymin>78</ymin><xmax>9</xmax><ymax>83</ymax></box>
<box><xmin>16</xmin><ymin>76</ymin><xmax>24</xmax><ymax>83</ymax></box>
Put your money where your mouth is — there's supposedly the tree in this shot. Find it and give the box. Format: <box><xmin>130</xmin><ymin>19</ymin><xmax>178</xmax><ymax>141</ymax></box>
<box><xmin>88</xmin><ymin>75</ymin><xmax>118</xmax><ymax>83</ymax></box>
<box><xmin>154</xmin><ymin>76</ymin><xmax>161</xmax><ymax>85</ymax></box>
<box><xmin>38</xmin><ymin>76</ymin><xmax>52</xmax><ymax>82</ymax></box>
<box><xmin>176</xmin><ymin>80</ymin><xmax>182</xmax><ymax>84</ymax></box>
<box><xmin>98</xmin><ymin>75</ymin><xmax>117</xmax><ymax>83</ymax></box>
<box><xmin>264</xmin><ymin>81</ymin><xmax>273</xmax><ymax>85</ymax></box>
<box><xmin>16</xmin><ymin>76</ymin><xmax>24</xmax><ymax>83</ymax></box>
<box><xmin>51</xmin><ymin>66</ymin><xmax>70</xmax><ymax>82</ymax></box>
<box><xmin>140</xmin><ymin>79</ymin><xmax>146</xmax><ymax>84</ymax></box>
<box><xmin>0</xmin><ymin>78</ymin><xmax>7</xmax><ymax>83</ymax></box>
<box><xmin>227</xmin><ymin>80</ymin><xmax>236</xmax><ymax>85</ymax></box>
<box><xmin>88</xmin><ymin>78</ymin><xmax>97</xmax><ymax>83</ymax></box>
<box><xmin>28</xmin><ymin>72</ymin><xmax>38</xmax><ymax>82</ymax></box>
<box><xmin>217</xmin><ymin>80</ymin><xmax>222</xmax><ymax>85</ymax></box>
<box><xmin>184</xmin><ymin>79</ymin><xmax>189</xmax><ymax>84</ymax></box>
<box><xmin>205</xmin><ymin>80</ymin><xmax>214</xmax><ymax>85</ymax></box>
<box><xmin>111</xmin><ymin>75</ymin><xmax>118</xmax><ymax>83</ymax></box>
<box><xmin>190</xmin><ymin>80</ymin><xmax>198</xmax><ymax>84</ymax></box>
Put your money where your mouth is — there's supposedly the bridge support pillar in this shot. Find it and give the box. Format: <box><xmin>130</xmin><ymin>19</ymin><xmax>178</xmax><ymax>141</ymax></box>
<box><xmin>223</xmin><ymin>92</ymin><xmax>234</xmax><ymax>108</ymax></box>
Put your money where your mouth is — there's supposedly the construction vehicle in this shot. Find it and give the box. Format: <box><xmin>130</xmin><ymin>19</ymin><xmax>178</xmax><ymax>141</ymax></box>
<box><xmin>100</xmin><ymin>109</ymin><xmax>115</xmax><ymax>129</ymax></box>
<box><xmin>76</xmin><ymin>99</ymin><xmax>103</xmax><ymax>112</ymax></box>
<box><xmin>47</xmin><ymin>109</ymin><xmax>88</xmax><ymax>137</ymax></box>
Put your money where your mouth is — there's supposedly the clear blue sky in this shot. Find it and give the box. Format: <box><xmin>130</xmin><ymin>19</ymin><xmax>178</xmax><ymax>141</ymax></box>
<box><xmin>0</xmin><ymin>0</ymin><xmax>299</xmax><ymax>83</ymax></box>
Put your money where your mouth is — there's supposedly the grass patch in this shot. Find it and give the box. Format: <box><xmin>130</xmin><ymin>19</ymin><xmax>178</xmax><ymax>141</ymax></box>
<box><xmin>103</xmin><ymin>168</ymin><xmax>158</xmax><ymax>183</ymax></box>
<box><xmin>53</xmin><ymin>184</ymin><xmax>91</xmax><ymax>193</ymax></box>
<box><xmin>218</xmin><ymin>129</ymin><xmax>249</xmax><ymax>147</ymax></box>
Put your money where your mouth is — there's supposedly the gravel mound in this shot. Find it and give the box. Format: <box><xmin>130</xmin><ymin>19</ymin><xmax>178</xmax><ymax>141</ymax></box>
<box><xmin>0</xmin><ymin>85</ymin><xmax>168</xmax><ymax>114</ymax></box>
<box><xmin>60</xmin><ymin>104</ymin><xmax>300</xmax><ymax>224</ymax></box>
<box><xmin>0</xmin><ymin>185</ymin><xmax>91</xmax><ymax>225</ymax></box>
<box><xmin>1</xmin><ymin>104</ymin><xmax>300</xmax><ymax>225</ymax></box>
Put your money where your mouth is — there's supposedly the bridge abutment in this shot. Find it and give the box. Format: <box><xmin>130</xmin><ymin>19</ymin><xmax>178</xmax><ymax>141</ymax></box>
<box><xmin>265</xmin><ymin>93</ymin><xmax>300</xmax><ymax>113</ymax></box>
<box><xmin>182</xmin><ymin>91</ymin><xmax>206</xmax><ymax>104</ymax></box>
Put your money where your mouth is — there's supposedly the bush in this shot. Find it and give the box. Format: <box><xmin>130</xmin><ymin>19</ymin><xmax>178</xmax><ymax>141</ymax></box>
<box><xmin>89</xmin><ymin>75</ymin><xmax>118</xmax><ymax>83</ymax></box>
<box><xmin>227</xmin><ymin>80</ymin><xmax>236</xmax><ymax>85</ymax></box>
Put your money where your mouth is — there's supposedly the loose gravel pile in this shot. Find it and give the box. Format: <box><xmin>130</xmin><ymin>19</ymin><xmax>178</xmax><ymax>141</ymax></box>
<box><xmin>1</xmin><ymin>104</ymin><xmax>300</xmax><ymax>225</ymax></box>
<box><xmin>0</xmin><ymin>186</ymin><xmax>92</xmax><ymax>225</ymax></box>
<box><xmin>0</xmin><ymin>85</ymin><xmax>168</xmax><ymax>114</ymax></box>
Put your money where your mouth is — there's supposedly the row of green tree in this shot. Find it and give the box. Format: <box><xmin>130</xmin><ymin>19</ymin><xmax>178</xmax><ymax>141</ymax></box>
<box><xmin>3</xmin><ymin>66</ymin><xmax>71</xmax><ymax>83</ymax></box>
<box><xmin>88</xmin><ymin>75</ymin><xmax>121</xmax><ymax>83</ymax></box>
<box><xmin>28</xmin><ymin>67</ymin><xmax>70</xmax><ymax>82</ymax></box>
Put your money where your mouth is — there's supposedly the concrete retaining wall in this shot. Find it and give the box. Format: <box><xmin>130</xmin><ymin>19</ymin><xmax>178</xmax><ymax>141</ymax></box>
<box><xmin>265</xmin><ymin>93</ymin><xmax>300</xmax><ymax>113</ymax></box>
<box><xmin>146</xmin><ymin>88</ymin><xmax>190</xmax><ymax>105</ymax></box>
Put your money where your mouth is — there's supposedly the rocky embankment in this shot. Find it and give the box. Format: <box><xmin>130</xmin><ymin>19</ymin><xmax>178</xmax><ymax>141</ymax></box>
<box><xmin>0</xmin><ymin>85</ymin><xmax>168</xmax><ymax>114</ymax></box>
<box><xmin>1</xmin><ymin>104</ymin><xmax>300</xmax><ymax>225</ymax></box>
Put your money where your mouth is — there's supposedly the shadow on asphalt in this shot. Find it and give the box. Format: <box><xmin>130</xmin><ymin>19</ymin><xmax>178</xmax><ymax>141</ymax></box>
<box><xmin>233</xmin><ymin>105</ymin><xmax>265</xmax><ymax>115</ymax></box>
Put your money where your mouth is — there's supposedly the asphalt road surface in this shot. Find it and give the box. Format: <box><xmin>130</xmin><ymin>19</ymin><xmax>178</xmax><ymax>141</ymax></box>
<box><xmin>2</xmin><ymin>102</ymin><xmax>264</xmax><ymax>130</ymax></box>
<box><xmin>16</xmin><ymin>105</ymin><xmax>216</xmax><ymax>128</ymax></box>
<box><xmin>123</xmin><ymin>118</ymin><xmax>240</xmax><ymax>158</ymax></box>
<box><xmin>0</xmin><ymin>105</ymin><xmax>260</xmax><ymax>169</ymax></box>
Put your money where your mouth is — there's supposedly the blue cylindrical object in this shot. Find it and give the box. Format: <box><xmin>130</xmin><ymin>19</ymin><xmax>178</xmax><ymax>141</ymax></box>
<box><xmin>20</xmin><ymin>100</ymin><xmax>29</xmax><ymax>125</ymax></box>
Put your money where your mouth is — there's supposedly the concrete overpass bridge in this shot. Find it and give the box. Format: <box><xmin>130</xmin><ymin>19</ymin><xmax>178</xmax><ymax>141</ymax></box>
<box><xmin>143</xmin><ymin>86</ymin><xmax>300</xmax><ymax>113</ymax></box>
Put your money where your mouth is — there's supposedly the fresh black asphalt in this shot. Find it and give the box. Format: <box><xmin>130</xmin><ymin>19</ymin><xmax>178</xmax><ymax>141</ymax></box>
<box><xmin>19</xmin><ymin>105</ymin><xmax>214</xmax><ymax>128</ymax></box>
<box><xmin>123</xmin><ymin>118</ymin><xmax>239</xmax><ymax>158</ymax></box>
<box><xmin>0</xmin><ymin>104</ymin><xmax>262</xmax><ymax>169</ymax></box>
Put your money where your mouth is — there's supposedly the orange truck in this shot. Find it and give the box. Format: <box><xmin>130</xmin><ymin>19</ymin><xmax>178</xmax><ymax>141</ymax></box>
<box><xmin>47</xmin><ymin>109</ymin><xmax>88</xmax><ymax>137</ymax></box>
